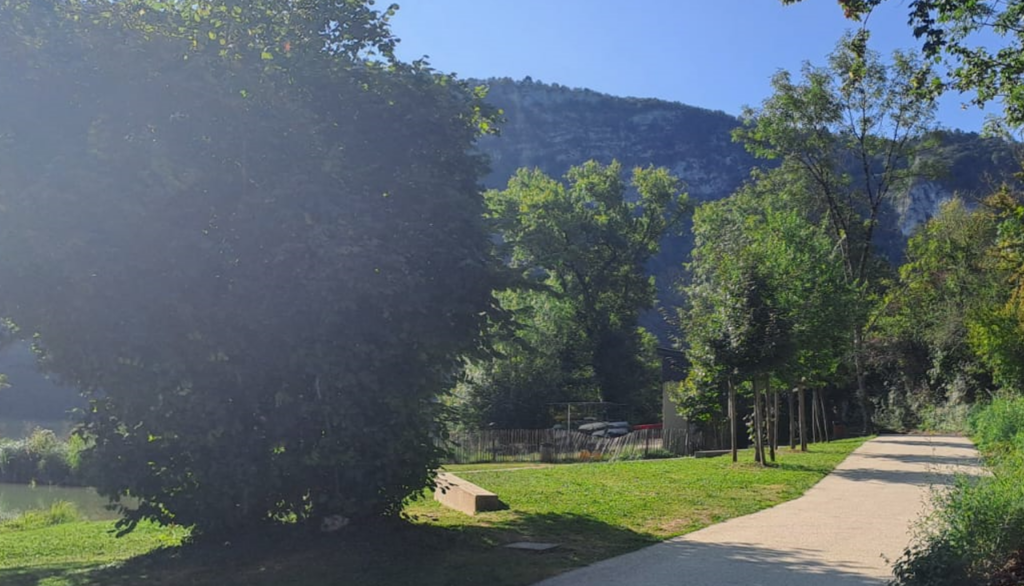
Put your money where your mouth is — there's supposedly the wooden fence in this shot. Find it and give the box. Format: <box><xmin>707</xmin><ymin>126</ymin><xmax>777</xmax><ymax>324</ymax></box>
<box><xmin>439</xmin><ymin>426</ymin><xmax>728</xmax><ymax>464</ymax></box>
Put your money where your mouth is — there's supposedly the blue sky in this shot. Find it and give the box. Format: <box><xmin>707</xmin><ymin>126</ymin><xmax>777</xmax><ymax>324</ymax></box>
<box><xmin>390</xmin><ymin>0</ymin><xmax>999</xmax><ymax>132</ymax></box>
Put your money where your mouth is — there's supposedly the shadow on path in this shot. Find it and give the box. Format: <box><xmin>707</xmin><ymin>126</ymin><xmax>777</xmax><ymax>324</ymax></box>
<box><xmin>870</xmin><ymin>437</ymin><xmax>969</xmax><ymax>450</ymax></box>
<box><xmin>538</xmin><ymin>539</ymin><xmax>886</xmax><ymax>585</ymax></box>
<box><xmin>829</xmin><ymin>467</ymin><xmax>960</xmax><ymax>487</ymax></box>
<box><xmin>858</xmin><ymin>451</ymin><xmax>982</xmax><ymax>468</ymax></box>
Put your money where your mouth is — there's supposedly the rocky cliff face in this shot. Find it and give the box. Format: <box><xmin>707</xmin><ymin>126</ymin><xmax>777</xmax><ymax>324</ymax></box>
<box><xmin>478</xmin><ymin>78</ymin><xmax>758</xmax><ymax>202</ymax></box>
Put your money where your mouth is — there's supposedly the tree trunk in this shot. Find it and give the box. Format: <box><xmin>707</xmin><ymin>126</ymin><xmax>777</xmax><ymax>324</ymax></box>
<box><xmin>728</xmin><ymin>377</ymin><xmax>737</xmax><ymax>463</ymax></box>
<box><xmin>773</xmin><ymin>383</ymin><xmax>780</xmax><ymax>454</ymax></box>
<box><xmin>798</xmin><ymin>387</ymin><xmax>807</xmax><ymax>452</ymax></box>
<box><xmin>753</xmin><ymin>376</ymin><xmax>766</xmax><ymax>466</ymax></box>
<box><xmin>789</xmin><ymin>389</ymin><xmax>796</xmax><ymax>450</ymax></box>
<box><xmin>820</xmin><ymin>387</ymin><xmax>830</xmax><ymax>443</ymax></box>
<box><xmin>853</xmin><ymin>328</ymin><xmax>873</xmax><ymax>434</ymax></box>
<box><xmin>811</xmin><ymin>389</ymin><xmax>820</xmax><ymax>444</ymax></box>
<box><xmin>767</xmin><ymin>375</ymin><xmax>776</xmax><ymax>463</ymax></box>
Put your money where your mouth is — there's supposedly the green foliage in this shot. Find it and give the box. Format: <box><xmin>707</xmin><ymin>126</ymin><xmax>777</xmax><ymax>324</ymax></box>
<box><xmin>873</xmin><ymin>199</ymin><xmax>1003</xmax><ymax>422</ymax></box>
<box><xmin>791</xmin><ymin>0</ymin><xmax>1024</xmax><ymax>127</ymax></box>
<box><xmin>955</xmin><ymin>191</ymin><xmax>1024</xmax><ymax>393</ymax></box>
<box><xmin>453</xmin><ymin>290</ymin><xmax>598</xmax><ymax>429</ymax></box>
<box><xmin>474</xmin><ymin>161</ymin><xmax>688</xmax><ymax>424</ymax></box>
<box><xmin>0</xmin><ymin>428</ymin><xmax>79</xmax><ymax>486</ymax></box>
<box><xmin>971</xmin><ymin>394</ymin><xmax>1024</xmax><ymax>454</ymax></box>
<box><xmin>734</xmin><ymin>34</ymin><xmax>937</xmax><ymax>432</ymax></box>
<box><xmin>918</xmin><ymin>401</ymin><xmax>973</xmax><ymax>433</ymax></box>
<box><xmin>892</xmin><ymin>396</ymin><xmax>1024</xmax><ymax>586</ymax></box>
<box><xmin>680</xmin><ymin>168</ymin><xmax>854</xmax><ymax>420</ymax></box>
<box><xmin>735</xmin><ymin>33</ymin><xmax>935</xmax><ymax>286</ymax></box>
<box><xmin>0</xmin><ymin>1</ymin><xmax>500</xmax><ymax>536</ymax></box>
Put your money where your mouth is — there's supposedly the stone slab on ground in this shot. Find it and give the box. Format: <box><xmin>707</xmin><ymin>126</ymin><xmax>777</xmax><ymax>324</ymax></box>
<box><xmin>535</xmin><ymin>435</ymin><xmax>983</xmax><ymax>586</ymax></box>
<box><xmin>505</xmin><ymin>542</ymin><xmax>561</xmax><ymax>552</ymax></box>
<box><xmin>434</xmin><ymin>472</ymin><xmax>504</xmax><ymax>516</ymax></box>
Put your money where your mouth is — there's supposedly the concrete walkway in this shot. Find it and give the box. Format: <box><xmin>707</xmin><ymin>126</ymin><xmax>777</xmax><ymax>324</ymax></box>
<box><xmin>536</xmin><ymin>435</ymin><xmax>983</xmax><ymax>586</ymax></box>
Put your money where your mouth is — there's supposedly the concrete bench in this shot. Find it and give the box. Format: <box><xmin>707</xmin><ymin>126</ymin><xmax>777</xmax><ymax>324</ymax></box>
<box><xmin>434</xmin><ymin>472</ymin><xmax>504</xmax><ymax>515</ymax></box>
<box><xmin>694</xmin><ymin>449</ymin><xmax>731</xmax><ymax>458</ymax></box>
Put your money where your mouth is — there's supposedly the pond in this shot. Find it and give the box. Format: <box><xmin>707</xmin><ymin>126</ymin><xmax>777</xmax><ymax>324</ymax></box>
<box><xmin>0</xmin><ymin>483</ymin><xmax>122</xmax><ymax>521</ymax></box>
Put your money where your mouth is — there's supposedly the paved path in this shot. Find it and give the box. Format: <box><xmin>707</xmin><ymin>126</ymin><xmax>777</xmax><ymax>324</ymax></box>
<box><xmin>536</xmin><ymin>435</ymin><xmax>983</xmax><ymax>586</ymax></box>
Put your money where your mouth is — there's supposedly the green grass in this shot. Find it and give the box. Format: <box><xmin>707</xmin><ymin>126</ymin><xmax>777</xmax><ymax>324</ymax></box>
<box><xmin>0</xmin><ymin>438</ymin><xmax>866</xmax><ymax>586</ymax></box>
<box><xmin>0</xmin><ymin>501</ymin><xmax>82</xmax><ymax>533</ymax></box>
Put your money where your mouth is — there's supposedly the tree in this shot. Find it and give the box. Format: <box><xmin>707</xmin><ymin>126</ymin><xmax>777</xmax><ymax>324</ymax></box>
<box><xmin>876</xmin><ymin>198</ymin><xmax>1001</xmax><ymax>411</ymax></box>
<box><xmin>0</xmin><ymin>0</ymin><xmax>499</xmax><ymax>535</ymax></box>
<box><xmin>734</xmin><ymin>35</ymin><xmax>937</xmax><ymax>432</ymax></box>
<box><xmin>965</xmin><ymin>189</ymin><xmax>1024</xmax><ymax>392</ymax></box>
<box><xmin>680</xmin><ymin>168</ymin><xmax>853</xmax><ymax>460</ymax></box>
<box><xmin>452</xmin><ymin>289</ymin><xmax>598</xmax><ymax>429</ymax></box>
<box><xmin>484</xmin><ymin>161</ymin><xmax>688</xmax><ymax>422</ymax></box>
<box><xmin>784</xmin><ymin>0</ymin><xmax>1024</xmax><ymax>127</ymax></box>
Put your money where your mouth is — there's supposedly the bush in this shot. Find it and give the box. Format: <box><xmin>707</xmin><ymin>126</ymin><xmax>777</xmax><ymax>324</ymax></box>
<box><xmin>970</xmin><ymin>394</ymin><xmax>1024</xmax><ymax>454</ymax></box>
<box><xmin>872</xmin><ymin>390</ymin><xmax>918</xmax><ymax>433</ymax></box>
<box><xmin>891</xmin><ymin>396</ymin><xmax>1024</xmax><ymax>586</ymax></box>
<box><xmin>919</xmin><ymin>402</ymin><xmax>972</xmax><ymax>434</ymax></box>
<box><xmin>0</xmin><ymin>428</ymin><xmax>78</xmax><ymax>485</ymax></box>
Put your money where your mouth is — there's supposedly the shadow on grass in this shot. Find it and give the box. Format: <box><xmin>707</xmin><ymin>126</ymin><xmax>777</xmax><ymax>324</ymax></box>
<box><xmin>0</xmin><ymin>563</ymin><xmax>98</xmax><ymax>586</ymax></box>
<box><xmin>0</xmin><ymin>513</ymin><xmax>658</xmax><ymax>586</ymax></box>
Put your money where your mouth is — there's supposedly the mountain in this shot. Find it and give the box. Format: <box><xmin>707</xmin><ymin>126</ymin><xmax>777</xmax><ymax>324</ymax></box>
<box><xmin>474</xmin><ymin>77</ymin><xmax>1021</xmax><ymax>340</ymax></box>
<box><xmin>478</xmin><ymin>77</ymin><xmax>757</xmax><ymax>200</ymax></box>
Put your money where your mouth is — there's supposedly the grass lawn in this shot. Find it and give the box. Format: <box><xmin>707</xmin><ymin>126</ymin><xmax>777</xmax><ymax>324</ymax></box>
<box><xmin>0</xmin><ymin>438</ymin><xmax>866</xmax><ymax>586</ymax></box>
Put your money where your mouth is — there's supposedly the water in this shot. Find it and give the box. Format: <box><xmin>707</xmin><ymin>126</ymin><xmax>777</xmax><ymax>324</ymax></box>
<box><xmin>0</xmin><ymin>483</ymin><xmax>121</xmax><ymax>521</ymax></box>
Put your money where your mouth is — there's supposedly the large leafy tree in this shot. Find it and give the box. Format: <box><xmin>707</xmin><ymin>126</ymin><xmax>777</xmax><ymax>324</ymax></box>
<box><xmin>734</xmin><ymin>35</ymin><xmax>937</xmax><ymax>432</ymax></box>
<box><xmin>484</xmin><ymin>161</ymin><xmax>688</xmax><ymax>421</ymax></box>
<box><xmin>452</xmin><ymin>289</ymin><xmax>597</xmax><ymax>429</ymax></box>
<box><xmin>966</xmin><ymin>190</ymin><xmax>1024</xmax><ymax>391</ymax></box>
<box><xmin>0</xmin><ymin>0</ymin><xmax>498</xmax><ymax>535</ymax></box>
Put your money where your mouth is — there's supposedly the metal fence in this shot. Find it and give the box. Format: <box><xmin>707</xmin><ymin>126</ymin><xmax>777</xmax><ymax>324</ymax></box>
<box><xmin>439</xmin><ymin>425</ymin><xmax>728</xmax><ymax>464</ymax></box>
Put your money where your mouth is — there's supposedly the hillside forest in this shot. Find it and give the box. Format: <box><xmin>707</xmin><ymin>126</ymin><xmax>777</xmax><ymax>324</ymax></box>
<box><xmin>1</xmin><ymin>2</ymin><xmax>1024</xmax><ymax>580</ymax></box>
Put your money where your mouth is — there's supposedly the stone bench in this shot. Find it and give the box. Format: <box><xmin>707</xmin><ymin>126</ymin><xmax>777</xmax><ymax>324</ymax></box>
<box><xmin>434</xmin><ymin>472</ymin><xmax>504</xmax><ymax>515</ymax></box>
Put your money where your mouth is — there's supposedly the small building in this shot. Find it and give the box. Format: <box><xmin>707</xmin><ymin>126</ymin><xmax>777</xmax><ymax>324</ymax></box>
<box><xmin>657</xmin><ymin>347</ymin><xmax>690</xmax><ymax>454</ymax></box>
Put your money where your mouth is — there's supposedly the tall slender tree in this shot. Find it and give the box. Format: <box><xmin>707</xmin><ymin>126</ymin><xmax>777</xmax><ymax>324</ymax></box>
<box><xmin>734</xmin><ymin>35</ymin><xmax>937</xmax><ymax>432</ymax></box>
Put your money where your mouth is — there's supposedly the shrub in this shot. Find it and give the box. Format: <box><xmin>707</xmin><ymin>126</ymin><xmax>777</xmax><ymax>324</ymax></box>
<box><xmin>919</xmin><ymin>402</ymin><xmax>972</xmax><ymax>434</ymax></box>
<box><xmin>0</xmin><ymin>428</ymin><xmax>79</xmax><ymax>485</ymax></box>
<box><xmin>970</xmin><ymin>394</ymin><xmax>1024</xmax><ymax>454</ymax></box>
<box><xmin>872</xmin><ymin>390</ymin><xmax>918</xmax><ymax>433</ymax></box>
